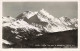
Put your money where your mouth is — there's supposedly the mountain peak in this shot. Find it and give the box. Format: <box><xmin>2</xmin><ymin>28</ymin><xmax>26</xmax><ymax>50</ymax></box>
<box><xmin>15</xmin><ymin>9</ymin><xmax>77</xmax><ymax>32</ymax></box>
<box><xmin>16</xmin><ymin>11</ymin><xmax>38</xmax><ymax>19</ymax></box>
<box><xmin>40</xmin><ymin>9</ymin><xmax>49</xmax><ymax>15</ymax></box>
<box><xmin>2</xmin><ymin>16</ymin><xmax>15</xmax><ymax>23</ymax></box>
<box><xmin>39</xmin><ymin>9</ymin><xmax>54</xmax><ymax>19</ymax></box>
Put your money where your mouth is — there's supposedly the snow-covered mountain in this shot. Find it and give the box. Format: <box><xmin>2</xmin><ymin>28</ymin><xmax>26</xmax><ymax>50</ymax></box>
<box><xmin>2</xmin><ymin>16</ymin><xmax>15</xmax><ymax>23</ymax></box>
<box><xmin>2</xmin><ymin>9</ymin><xmax>78</xmax><ymax>47</ymax></box>
<box><xmin>3</xmin><ymin>9</ymin><xmax>78</xmax><ymax>33</ymax></box>
<box><xmin>15</xmin><ymin>9</ymin><xmax>78</xmax><ymax>32</ymax></box>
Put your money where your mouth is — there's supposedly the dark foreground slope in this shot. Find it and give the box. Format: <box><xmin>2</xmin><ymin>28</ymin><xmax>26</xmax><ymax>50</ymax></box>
<box><xmin>31</xmin><ymin>29</ymin><xmax>78</xmax><ymax>48</ymax></box>
<box><xmin>3</xmin><ymin>29</ymin><xmax>78</xmax><ymax>48</ymax></box>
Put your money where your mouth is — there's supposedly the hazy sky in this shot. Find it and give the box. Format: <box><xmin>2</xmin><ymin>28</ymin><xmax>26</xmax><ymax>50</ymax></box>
<box><xmin>3</xmin><ymin>2</ymin><xmax>78</xmax><ymax>18</ymax></box>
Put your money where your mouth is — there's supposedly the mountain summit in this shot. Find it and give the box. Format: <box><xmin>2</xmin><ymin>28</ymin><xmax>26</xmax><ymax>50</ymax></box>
<box><xmin>3</xmin><ymin>9</ymin><xmax>78</xmax><ymax>33</ymax></box>
<box><xmin>15</xmin><ymin>9</ymin><xmax>78</xmax><ymax>32</ymax></box>
<box><xmin>2</xmin><ymin>9</ymin><xmax>78</xmax><ymax>47</ymax></box>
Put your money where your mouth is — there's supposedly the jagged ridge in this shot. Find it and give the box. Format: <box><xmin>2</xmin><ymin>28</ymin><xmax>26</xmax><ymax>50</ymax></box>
<box><xmin>2</xmin><ymin>9</ymin><xmax>78</xmax><ymax>47</ymax></box>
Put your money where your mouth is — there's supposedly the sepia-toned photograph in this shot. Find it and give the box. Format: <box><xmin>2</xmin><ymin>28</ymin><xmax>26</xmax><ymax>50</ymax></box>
<box><xmin>2</xmin><ymin>2</ymin><xmax>78</xmax><ymax>48</ymax></box>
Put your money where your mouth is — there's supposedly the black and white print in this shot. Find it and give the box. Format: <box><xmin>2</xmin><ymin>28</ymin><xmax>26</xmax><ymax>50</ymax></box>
<box><xmin>2</xmin><ymin>2</ymin><xmax>78</xmax><ymax>48</ymax></box>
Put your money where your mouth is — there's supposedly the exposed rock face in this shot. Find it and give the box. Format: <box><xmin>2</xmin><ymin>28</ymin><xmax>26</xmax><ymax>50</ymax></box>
<box><xmin>2</xmin><ymin>9</ymin><xmax>78</xmax><ymax>48</ymax></box>
<box><xmin>16</xmin><ymin>9</ymin><xmax>78</xmax><ymax>32</ymax></box>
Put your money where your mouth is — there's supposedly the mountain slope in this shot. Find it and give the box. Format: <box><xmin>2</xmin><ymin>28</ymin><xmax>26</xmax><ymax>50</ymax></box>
<box><xmin>16</xmin><ymin>9</ymin><xmax>78</xmax><ymax>32</ymax></box>
<box><xmin>2</xmin><ymin>9</ymin><xmax>78</xmax><ymax>48</ymax></box>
